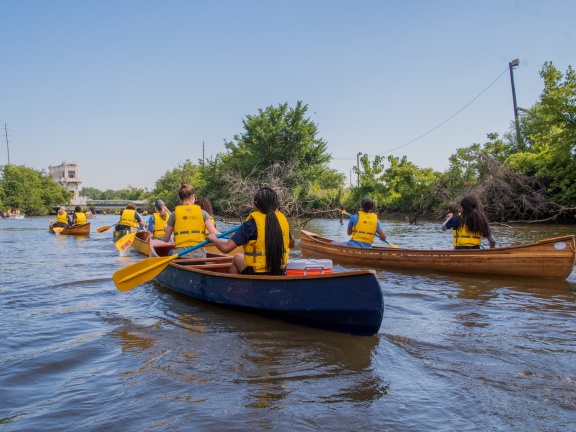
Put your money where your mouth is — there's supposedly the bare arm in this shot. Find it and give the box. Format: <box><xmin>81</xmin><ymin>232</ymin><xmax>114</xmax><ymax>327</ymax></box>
<box><xmin>376</xmin><ymin>229</ymin><xmax>387</xmax><ymax>242</ymax></box>
<box><xmin>205</xmin><ymin>219</ymin><xmax>220</xmax><ymax>236</ymax></box>
<box><xmin>162</xmin><ymin>225</ymin><xmax>173</xmax><ymax>243</ymax></box>
<box><xmin>487</xmin><ymin>234</ymin><xmax>496</xmax><ymax>249</ymax></box>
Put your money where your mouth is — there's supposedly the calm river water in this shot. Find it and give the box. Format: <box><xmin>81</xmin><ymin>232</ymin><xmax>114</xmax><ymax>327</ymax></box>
<box><xmin>1</xmin><ymin>215</ymin><xmax>575</xmax><ymax>431</ymax></box>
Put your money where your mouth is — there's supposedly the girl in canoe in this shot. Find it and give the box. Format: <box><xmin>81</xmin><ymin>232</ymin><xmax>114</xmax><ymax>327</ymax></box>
<box><xmin>51</xmin><ymin>206</ymin><xmax>71</xmax><ymax>227</ymax></box>
<box><xmin>70</xmin><ymin>206</ymin><xmax>87</xmax><ymax>226</ymax></box>
<box><xmin>442</xmin><ymin>195</ymin><xmax>496</xmax><ymax>249</ymax></box>
<box><xmin>333</xmin><ymin>197</ymin><xmax>387</xmax><ymax>248</ymax></box>
<box><xmin>162</xmin><ymin>182</ymin><xmax>219</xmax><ymax>258</ymax></box>
<box><xmin>115</xmin><ymin>203</ymin><xmax>146</xmax><ymax>233</ymax></box>
<box><xmin>196</xmin><ymin>198</ymin><xmax>216</xmax><ymax>230</ymax></box>
<box><xmin>147</xmin><ymin>199</ymin><xmax>171</xmax><ymax>239</ymax></box>
<box><xmin>207</xmin><ymin>187</ymin><xmax>295</xmax><ymax>275</ymax></box>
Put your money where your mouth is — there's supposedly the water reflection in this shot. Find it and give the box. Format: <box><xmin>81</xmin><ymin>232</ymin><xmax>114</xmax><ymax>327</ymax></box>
<box><xmin>235</xmin><ymin>330</ymin><xmax>388</xmax><ymax>408</ymax></box>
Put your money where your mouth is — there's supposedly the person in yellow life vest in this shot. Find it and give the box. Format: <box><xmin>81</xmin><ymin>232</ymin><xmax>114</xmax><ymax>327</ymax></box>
<box><xmin>52</xmin><ymin>207</ymin><xmax>71</xmax><ymax>227</ymax></box>
<box><xmin>196</xmin><ymin>198</ymin><xmax>216</xmax><ymax>233</ymax></box>
<box><xmin>338</xmin><ymin>197</ymin><xmax>386</xmax><ymax>248</ymax></box>
<box><xmin>147</xmin><ymin>199</ymin><xmax>171</xmax><ymax>239</ymax></box>
<box><xmin>207</xmin><ymin>187</ymin><xmax>295</xmax><ymax>275</ymax></box>
<box><xmin>441</xmin><ymin>195</ymin><xmax>496</xmax><ymax>249</ymax></box>
<box><xmin>70</xmin><ymin>206</ymin><xmax>87</xmax><ymax>226</ymax></box>
<box><xmin>162</xmin><ymin>182</ymin><xmax>219</xmax><ymax>258</ymax></box>
<box><xmin>115</xmin><ymin>203</ymin><xmax>145</xmax><ymax>233</ymax></box>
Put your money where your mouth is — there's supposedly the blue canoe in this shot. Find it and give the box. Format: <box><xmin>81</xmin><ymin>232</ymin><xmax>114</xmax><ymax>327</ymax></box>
<box><xmin>150</xmin><ymin>241</ymin><xmax>384</xmax><ymax>336</ymax></box>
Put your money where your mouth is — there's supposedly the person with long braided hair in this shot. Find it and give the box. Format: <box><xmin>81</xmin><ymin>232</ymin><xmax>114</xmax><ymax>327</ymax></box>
<box><xmin>442</xmin><ymin>195</ymin><xmax>496</xmax><ymax>249</ymax></box>
<box><xmin>207</xmin><ymin>187</ymin><xmax>295</xmax><ymax>275</ymax></box>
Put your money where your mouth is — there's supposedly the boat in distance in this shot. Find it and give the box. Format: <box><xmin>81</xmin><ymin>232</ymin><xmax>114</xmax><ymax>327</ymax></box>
<box><xmin>299</xmin><ymin>229</ymin><xmax>576</xmax><ymax>280</ymax></box>
<box><xmin>49</xmin><ymin>223</ymin><xmax>91</xmax><ymax>236</ymax></box>
<box><xmin>149</xmin><ymin>240</ymin><xmax>384</xmax><ymax>336</ymax></box>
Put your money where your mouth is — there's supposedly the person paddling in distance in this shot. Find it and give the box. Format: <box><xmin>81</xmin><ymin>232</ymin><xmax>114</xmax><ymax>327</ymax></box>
<box><xmin>162</xmin><ymin>182</ymin><xmax>220</xmax><ymax>259</ymax></box>
<box><xmin>442</xmin><ymin>195</ymin><xmax>496</xmax><ymax>249</ymax></box>
<box><xmin>115</xmin><ymin>203</ymin><xmax>145</xmax><ymax>234</ymax></box>
<box><xmin>70</xmin><ymin>206</ymin><xmax>87</xmax><ymax>226</ymax></box>
<box><xmin>334</xmin><ymin>197</ymin><xmax>387</xmax><ymax>248</ymax></box>
<box><xmin>196</xmin><ymin>198</ymin><xmax>216</xmax><ymax>231</ymax></box>
<box><xmin>147</xmin><ymin>199</ymin><xmax>171</xmax><ymax>239</ymax></box>
<box><xmin>207</xmin><ymin>187</ymin><xmax>295</xmax><ymax>275</ymax></box>
<box><xmin>52</xmin><ymin>206</ymin><xmax>71</xmax><ymax>227</ymax></box>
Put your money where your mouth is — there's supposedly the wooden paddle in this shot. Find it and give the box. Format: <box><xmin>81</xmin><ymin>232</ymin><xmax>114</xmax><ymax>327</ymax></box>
<box><xmin>113</xmin><ymin>225</ymin><xmax>240</xmax><ymax>292</ymax></box>
<box><xmin>97</xmin><ymin>223</ymin><xmax>117</xmax><ymax>233</ymax></box>
<box><xmin>341</xmin><ymin>210</ymin><xmax>399</xmax><ymax>248</ymax></box>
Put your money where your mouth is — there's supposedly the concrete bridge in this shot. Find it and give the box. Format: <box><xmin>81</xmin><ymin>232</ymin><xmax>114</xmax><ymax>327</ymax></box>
<box><xmin>55</xmin><ymin>199</ymin><xmax>150</xmax><ymax>214</ymax></box>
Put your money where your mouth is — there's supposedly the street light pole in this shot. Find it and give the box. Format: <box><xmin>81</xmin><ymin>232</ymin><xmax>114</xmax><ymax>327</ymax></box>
<box><xmin>509</xmin><ymin>59</ymin><xmax>522</xmax><ymax>148</ymax></box>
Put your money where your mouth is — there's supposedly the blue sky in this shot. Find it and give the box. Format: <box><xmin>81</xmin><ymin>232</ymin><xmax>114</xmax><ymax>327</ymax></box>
<box><xmin>1</xmin><ymin>1</ymin><xmax>574</xmax><ymax>191</ymax></box>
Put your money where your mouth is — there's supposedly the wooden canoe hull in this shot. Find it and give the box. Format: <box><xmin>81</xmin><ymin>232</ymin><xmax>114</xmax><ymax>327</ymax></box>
<box><xmin>49</xmin><ymin>223</ymin><xmax>91</xmax><ymax>236</ymax></box>
<box><xmin>300</xmin><ymin>230</ymin><xmax>576</xmax><ymax>280</ymax></box>
<box><xmin>132</xmin><ymin>231</ymin><xmax>152</xmax><ymax>256</ymax></box>
<box><xmin>132</xmin><ymin>232</ymin><xmax>243</xmax><ymax>257</ymax></box>
<box><xmin>112</xmin><ymin>228</ymin><xmax>132</xmax><ymax>243</ymax></box>
<box><xmin>150</xmin><ymin>243</ymin><xmax>384</xmax><ymax>336</ymax></box>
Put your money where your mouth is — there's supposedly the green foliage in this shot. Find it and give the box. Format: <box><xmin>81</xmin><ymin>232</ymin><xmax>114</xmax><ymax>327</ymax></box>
<box><xmin>0</xmin><ymin>164</ymin><xmax>72</xmax><ymax>215</ymax></box>
<box><xmin>350</xmin><ymin>154</ymin><xmax>389</xmax><ymax>207</ymax></box>
<box><xmin>519</xmin><ymin>62</ymin><xmax>576</xmax><ymax>204</ymax></box>
<box><xmin>150</xmin><ymin>160</ymin><xmax>203</xmax><ymax>209</ymax></box>
<box><xmin>222</xmin><ymin>101</ymin><xmax>331</xmax><ymax>185</ymax></box>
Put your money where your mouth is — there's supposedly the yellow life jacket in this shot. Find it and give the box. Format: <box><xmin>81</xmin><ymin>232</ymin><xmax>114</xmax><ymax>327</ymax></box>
<box><xmin>173</xmin><ymin>204</ymin><xmax>206</xmax><ymax>248</ymax></box>
<box><xmin>243</xmin><ymin>211</ymin><xmax>290</xmax><ymax>273</ymax></box>
<box><xmin>152</xmin><ymin>212</ymin><xmax>168</xmax><ymax>238</ymax></box>
<box><xmin>120</xmin><ymin>209</ymin><xmax>139</xmax><ymax>228</ymax></box>
<box><xmin>56</xmin><ymin>212</ymin><xmax>69</xmax><ymax>225</ymax></box>
<box><xmin>350</xmin><ymin>211</ymin><xmax>378</xmax><ymax>244</ymax></box>
<box><xmin>452</xmin><ymin>213</ymin><xmax>482</xmax><ymax>247</ymax></box>
<box><xmin>74</xmin><ymin>212</ymin><xmax>87</xmax><ymax>225</ymax></box>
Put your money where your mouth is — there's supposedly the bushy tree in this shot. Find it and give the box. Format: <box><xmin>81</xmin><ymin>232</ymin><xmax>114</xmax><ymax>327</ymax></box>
<box><xmin>0</xmin><ymin>164</ymin><xmax>72</xmax><ymax>215</ymax></box>
<box><xmin>151</xmin><ymin>160</ymin><xmax>203</xmax><ymax>209</ymax></box>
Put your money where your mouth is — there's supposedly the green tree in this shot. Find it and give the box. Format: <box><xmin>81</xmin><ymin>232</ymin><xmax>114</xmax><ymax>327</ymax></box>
<box><xmin>151</xmin><ymin>160</ymin><xmax>203</xmax><ymax>209</ymax></box>
<box><xmin>509</xmin><ymin>62</ymin><xmax>576</xmax><ymax>205</ymax></box>
<box><xmin>222</xmin><ymin>101</ymin><xmax>331</xmax><ymax>184</ymax></box>
<box><xmin>0</xmin><ymin>164</ymin><xmax>72</xmax><ymax>215</ymax></box>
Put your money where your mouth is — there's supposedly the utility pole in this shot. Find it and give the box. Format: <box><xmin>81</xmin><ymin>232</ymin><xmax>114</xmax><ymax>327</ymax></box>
<box><xmin>202</xmin><ymin>141</ymin><xmax>205</xmax><ymax>166</ymax></box>
<box><xmin>4</xmin><ymin>124</ymin><xmax>10</xmax><ymax>165</ymax></box>
<box><xmin>356</xmin><ymin>152</ymin><xmax>362</xmax><ymax>187</ymax></box>
<box><xmin>509</xmin><ymin>59</ymin><xmax>522</xmax><ymax>148</ymax></box>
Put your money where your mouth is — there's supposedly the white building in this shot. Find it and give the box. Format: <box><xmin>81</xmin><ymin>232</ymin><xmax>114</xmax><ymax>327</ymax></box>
<box><xmin>49</xmin><ymin>161</ymin><xmax>85</xmax><ymax>205</ymax></box>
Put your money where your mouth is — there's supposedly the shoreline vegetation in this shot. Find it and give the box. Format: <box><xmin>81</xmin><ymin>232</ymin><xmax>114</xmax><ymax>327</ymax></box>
<box><xmin>2</xmin><ymin>63</ymin><xmax>575</xmax><ymax>225</ymax></box>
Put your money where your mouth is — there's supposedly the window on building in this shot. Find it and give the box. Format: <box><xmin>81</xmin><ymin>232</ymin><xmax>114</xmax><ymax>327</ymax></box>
<box><xmin>69</xmin><ymin>171</ymin><xmax>76</xmax><ymax>178</ymax></box>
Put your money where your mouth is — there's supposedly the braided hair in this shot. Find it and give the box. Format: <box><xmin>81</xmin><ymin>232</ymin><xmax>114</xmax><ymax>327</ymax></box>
<box><xmin>459</xmin><ymin>195</ymin><xmax>491</xmax><ymax>237</ymax></box>
<box><xmin>253</xmin><ymin>187</ymin><xmax>285</xmax><ymax>275</ymax></box>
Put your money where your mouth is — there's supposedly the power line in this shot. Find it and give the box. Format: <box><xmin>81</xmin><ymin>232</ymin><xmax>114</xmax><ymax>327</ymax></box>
<box><xmin>331</xmin><ymin>66</ymin><xmax>510</xmax><ymax>161</ymax></box>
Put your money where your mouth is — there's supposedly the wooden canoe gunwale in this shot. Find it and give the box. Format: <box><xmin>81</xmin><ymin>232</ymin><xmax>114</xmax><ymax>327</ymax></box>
<box><xmin>300</xmin><ymin>230</ymin><xmax>576</xmax><ymax>280</ymax></box>
<box><xmin>149</xmin><ymin>243</ymin><xmax>384</xmax><ymax>336</ymax></box>
<box><xmin>49</xmin><ymin>223</ymin><xmax>91</xmax><ymax>236</ymax></box>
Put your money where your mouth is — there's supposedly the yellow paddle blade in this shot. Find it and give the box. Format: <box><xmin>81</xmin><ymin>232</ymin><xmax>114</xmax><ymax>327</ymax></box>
<box><xmin>113</xmin><ymin>254</ymin><xmax>177</xmax><ymax>292</ymax></box>
<box><xmin>115</xmin><ymin>231</ymin><xmax>137</xmax><ymax>253</ymax></box>
<box><xmin>53</xmin><ymin>227</ymin><xmax>64</xmax><ymax>235</ymax></box>
<box><xmin>97</xmin><ymin>225</ymin><xmax>113</xmax><ymax>233</ymax></box>
<box><xmin>386</xmin><ymin>241</ymin><xmax>400</xmax><ymax>248</ymax></box>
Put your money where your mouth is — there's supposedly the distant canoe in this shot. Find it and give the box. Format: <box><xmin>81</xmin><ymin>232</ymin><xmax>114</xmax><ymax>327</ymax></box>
<box><xmin>149</xmin><ymin>240</ymin><xmax>384</xmax><ymax>335</ymax></box>
<box><xmin>300</xmin><ymin>229</ymin><xmax>576</xmax><ymax>280</ymax></box>
<box><xmin>112</xmin><ymin>228</ymin><xmax>132</xmax><ymax>243</ymax></box>
<box><xmin>49</xmin><ymin>223</ymin><xmax>91</xmax><ymax>236</ymax></box>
